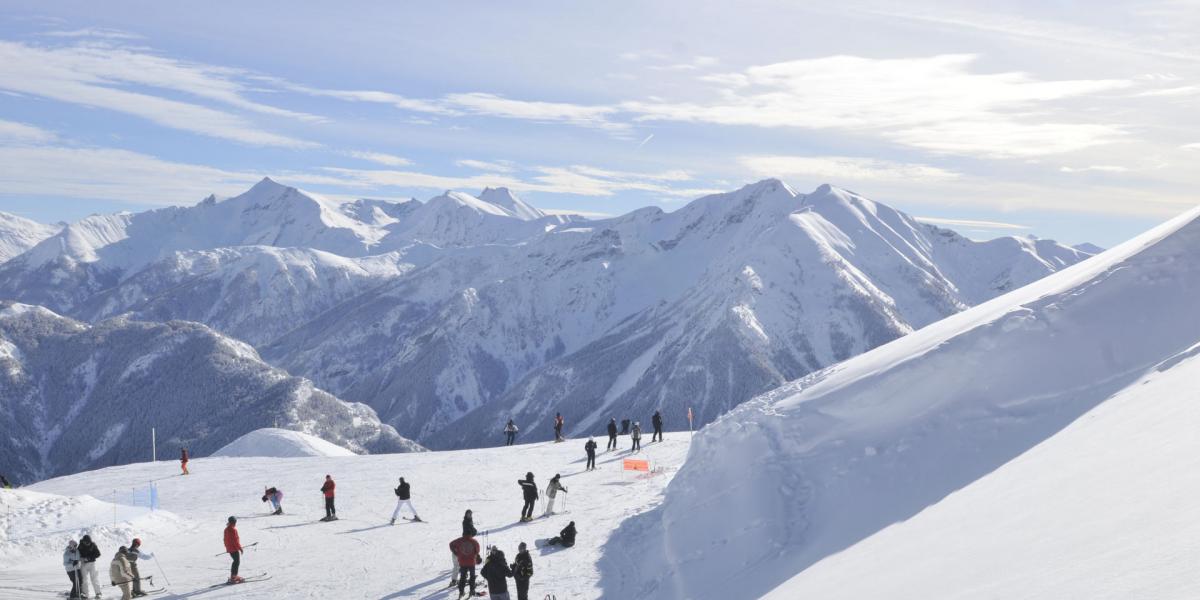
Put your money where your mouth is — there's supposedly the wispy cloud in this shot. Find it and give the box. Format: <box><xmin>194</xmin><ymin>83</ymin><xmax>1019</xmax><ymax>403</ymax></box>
<box><xmin>914</xmin><ymin>216</ymin><xmax>1031</xmax><ymax>230</ymax></box>
<box><xmin>0</xmin><ymin>40</ymin><xmax>317</xmax><ymax>147</ymax></box>
<box><xmin>457</xmin><ymin>159</ymin><xmax>515</xmax><ymax>173</ymax></box>
<box><xmin>623</xmin><ymin>54</ymin><xmax>1130</xmax><ymax>157</ymax></box>
<box><xmin>344</xmin><ymin>151</ymin><xmax>412</xmax><ymax>167</ymax></box>
<box><xmin>39</xmin><ymin>27</ymin><xmax>143</xmax><ymax>41</ymax></box>
<box><xmin>1059</xmin><ymin>165</ymin><xmax>1130</xmax><ymax>173</ymax></box>
<box><xmin>740</xmin><ymin>155</ymin><xmax>960</xmax><ymax>183</ymax></box>
<box><xmin>1182</xmin><ymin>143</ymin><xmax>1200</xmax><ymax>150</ymax></box>
<box><xmin>0</xmin><ymin>119</ymin><xmax>57</xmax><ymax>144</ymax></box>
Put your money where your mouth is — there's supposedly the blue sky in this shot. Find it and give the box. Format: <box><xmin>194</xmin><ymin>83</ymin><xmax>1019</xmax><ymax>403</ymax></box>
<box><xmin>1</xmin><ymin>1</ymin><xmax>1198</xmax><ymax>246</ymax></box>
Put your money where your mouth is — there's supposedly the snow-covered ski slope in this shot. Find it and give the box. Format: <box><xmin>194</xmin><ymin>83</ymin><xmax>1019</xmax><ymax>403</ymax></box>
<box><xmin>3</xmin><ymin>434</ymin><xmax>689</xmax><ymax>599</ymax></box>
<box><xmin>602</xmin><ymin>204</ymin><xmax>1200</xmax><ymax>600</ymax></box>
<box><xmin>213</xmin><ymin>428</ymin><xmax>356</xmax><ymax>458</ymax></box>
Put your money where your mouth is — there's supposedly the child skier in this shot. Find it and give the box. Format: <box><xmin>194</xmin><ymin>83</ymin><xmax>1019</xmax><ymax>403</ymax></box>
<box><xmin>544</xmin><ymin>474</ymin><xmax>567</xmax><ymax>516</ymax></box>
<box><xmin>511</xmin><ymin>542</ymin><xmax>533</xmax><ymax>600</ymax></box>
<box><xmin>390</xmin><ymin>477</ymin><xmax>420</xmax><ymax>524</ymax></box>
<box><xmin>320</xmin><ymin>475</ymin><xmax>337</xmax><ymax>521</ymax></box>
<box><xmin>223</xmin><ymin>516</ymin><xmax>245</xmax><ymax>584</ymax></box>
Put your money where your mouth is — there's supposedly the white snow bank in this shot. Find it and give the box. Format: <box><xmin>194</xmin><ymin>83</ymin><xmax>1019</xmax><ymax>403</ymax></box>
<box><xmin>212</xmin><ymin>428</ymin><xmax>357</xmax><ymax>458</ymax></box>
<box><xmin>601</xmin><ymin>204</ymin><xmax>1200</xmax><ymax>600</ymax></box>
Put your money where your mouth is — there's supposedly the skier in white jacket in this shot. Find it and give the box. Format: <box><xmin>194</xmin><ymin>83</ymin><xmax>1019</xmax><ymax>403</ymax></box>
<box><xmin>544</xmin><ymin>474</ymin><xmax>567</xmax><ymax>516</ymax></box>
<box><xmin>63</xmin><ymin>540</ymin><xmax>82</xmax><ymax>598</ymax></box>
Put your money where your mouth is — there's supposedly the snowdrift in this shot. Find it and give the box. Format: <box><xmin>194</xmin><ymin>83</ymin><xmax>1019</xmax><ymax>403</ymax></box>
<box><xmin>600</xmin><ymin>204</ymin><xmax>1200</xmax><ymax>600</ymax></box>
<box><xmin>213</xmin><ymin>428</ymin><xmax>357</xmax><ymax>458</ymax></box>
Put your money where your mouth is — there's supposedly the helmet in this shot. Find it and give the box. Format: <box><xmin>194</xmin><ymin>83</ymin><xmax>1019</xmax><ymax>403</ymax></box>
<box><xmin>228</xmin><ymin>516</ymin><xmax>237</xmax><ymax>524</ymax></box>
<box><xmin>131</xmin><ymin>538</ymin><xmax>141</xmax><ymax>546</ymax></box>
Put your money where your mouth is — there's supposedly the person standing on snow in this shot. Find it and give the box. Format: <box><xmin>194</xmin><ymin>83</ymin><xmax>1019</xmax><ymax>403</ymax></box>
<box><xmin>390</xmin><ymin>477</ymin><xmax>421</xmax><ymax>524</ymax></box>
<box><xmin>110</xmin><ymin>546</ymin><xmax>134</xmax><ymax>600</ymax></box>
<box><xmin>124</xmin><ymin>539</ymin><xmax>153</xmax><ymax>597</ymax></box>
<box><xmin>63</xmin><ymin>539</ymin><xmax>82</xmax><ymax>598</ymax></box>
<box><xmin>480</xmin><ymin>547</ymin><xmax>515</xmax><ymax>600</ymax></box>
<box><xmin>651</xmin><ymin>410</ymin><xmax>664</xmax><ymax>442</ymax></box>
<box><xmin>320</xmin><ymin>475</ymin><xmax>337</xmax><ymax>521</ymax></box>
<box><xmin>504</xmin><ymin>419</ymin><xmax>518</xmax><ymax>446</ymax></box>
<box><xmin>511</xmin><ymin>542</ymin><xmax>533</xmax><ymax>600</ymax></box>
<box><xmin>544</xmin><ymin>474</ymin><xmax>567</xmax><ymax>516</ymax></box>
<box><xmin>78</xmin><ymin>534</ymin><xmax>102</xmax><ymax>598</ymax></box>
<box><xmin>223</xmin><ymin>516</ymin><xmax>245</xmax><ymax>584</ymax></box>
<box><xmin>584</xmin><ymin>438</ymin><xmax>597</xmax><ymax>471</ymax></box>
<box><xmin>448</xmin><ymin>531</ymin><xmax>482</xmax><ymax>598</ymax></box>
<box><xmin>262</xmin><ymin>486</ymin><xmax>283</xmax><ymax>515</ymax></box>
<box><xmin>0</xmin><ymin>473</ymin><xmax>12</xmax><ymax>488</ymax></box>
<box><xmin>553</xmin><ymin>413</ymin><xmax>565</xmax><ymax>442</ymax></box>
<box><xmin>606</xmin><ymin>418</ymin><xmax>618</xmax><ymax>451</ymax></box>
<box><xmin>180</xmin><ymin>448</ymin><xmax>189</xmax><ymax>475</ymax></box>
<box><xmin>462</xmin><ymin>509</ymin><xmax>478</xmax><ymax>537</ymax></box>
<box><xmin>630</xmin><ymin>422</ymin><xmax>642</xmax><ymax>453</ymax></box>
<box><xmin>518</xmin><ymin>473</ymin><xmax>538</xmax><ymax>522</ymax></box>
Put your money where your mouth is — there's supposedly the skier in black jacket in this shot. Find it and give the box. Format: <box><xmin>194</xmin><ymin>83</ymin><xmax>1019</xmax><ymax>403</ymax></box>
<box><xmin>511</xmin><ymin>542</ymin><xmax>533</xmax><ymax>600</ymax></box>
<box><xmin>462</xmin><ymin>509</ymin><xmax>478</xmax><ymax>537</ymax></box>
<box><xmin>652</xmin><ymin>410</ymin><xmax>664</xmax><ymax>442</ymax></box>
<box><xmin>77</xmin><ymin>535</ymin><xmax>102</xmax><ymax>598</ymax></box>
<box><xmin>390</xmin><ymin>477</ymin><xmax>421</xmax><ymax>524</ymax></box>
<box><xmin>584</xmin><ymin>438</ymin><xmax>598</xmax><ymax>471</ymax></box>
<box><xmin>546</xmin><ymin>521</ymin><xmax>576</xmax><ymax>547</ymax></box>
<box><xmin>606</xmin><ymin>418</ymin><xmax>618</xmax><ymax>451</ymax></box>
<box><xmin>518</xmin><ymin>473</ymin><xmax>538</xmax><ymax>522</ymax></box>
<box><xmin>481</xmin><ymin>547</ymin><xmax>515</xmax><ymax>600</ymax></box>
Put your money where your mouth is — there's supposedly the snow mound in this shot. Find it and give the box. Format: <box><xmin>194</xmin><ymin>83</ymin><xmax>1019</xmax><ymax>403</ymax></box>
<box><xmin>212</xmin><ymin>428</ymin><xmax>357</xmax><ymax>458</ymax></box>
<box><xmin>601</xmin><ymin>203</ymin><xmax>1200</xmax><ymax>600</ymax></box>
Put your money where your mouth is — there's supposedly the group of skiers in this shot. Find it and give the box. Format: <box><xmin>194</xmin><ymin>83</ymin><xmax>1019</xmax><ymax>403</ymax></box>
<box><xmin>504</xmin><ymin>408</ymin><xmax>668</xmax><ymax>452</ymax></box>
<box><xmin>63</xmin><ymin>536</ymin><xmax>152</xmax><ymax>599</ymax></box>
<box><xmin>449</xmin><ymin>510</ymin><xmax>564</xmax><ymax>599</ymax></box>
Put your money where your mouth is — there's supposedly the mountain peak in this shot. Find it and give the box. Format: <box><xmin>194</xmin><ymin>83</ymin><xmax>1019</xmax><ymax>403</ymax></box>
<box><xmin>478</xmin><ymin>187</ymin><xmax>545</xmax><ymax>220</ymax></box>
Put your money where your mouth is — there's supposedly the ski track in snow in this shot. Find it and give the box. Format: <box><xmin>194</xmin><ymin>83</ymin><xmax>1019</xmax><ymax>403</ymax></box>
<box><xmin>3</xmin><ymin>434</ymin><xmax>689</xmax><ymax>599</ymax></box>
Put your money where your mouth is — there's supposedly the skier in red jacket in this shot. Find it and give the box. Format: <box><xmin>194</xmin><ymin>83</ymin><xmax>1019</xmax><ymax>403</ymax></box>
<box><xmin>180</xmin><ymin>448</ymin><xmax>189</xmax><ymax>475</ymax></box>
<box><xmin>320</xmin><ymin>475</ymin><xmax>337</xmax><ymax>521</ymax></box>
<box><xmin>449</xmin><ymin>532</ymin><xmax>482</xmax><ymax>597</ymax></box>
<box><xmin>223</xmin><ymin>516</ymin><xmax>244</xmax><ymax>584</ymax></box>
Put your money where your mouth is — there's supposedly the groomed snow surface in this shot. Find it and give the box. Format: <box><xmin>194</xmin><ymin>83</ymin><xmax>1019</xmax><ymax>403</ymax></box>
<box><xmin>2</xmin><ymin>434</ymin><xmax>688</xmax><ymax>598</ymax></box>
<box><xmin>213</xmin><ymin>428</ymin><xmax>356</xmax><ymax>458</ymax></box>
<box><xmin>603</xmin><ymin>205</ymin><xmax>1200</xmax><ymax>599</ymax></box>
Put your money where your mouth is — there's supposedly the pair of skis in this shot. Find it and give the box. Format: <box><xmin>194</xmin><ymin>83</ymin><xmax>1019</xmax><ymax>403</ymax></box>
<box><xmin>207</xmin><ymin>572</ymin><xmax>272</xmax><ymax>588</ymax></box>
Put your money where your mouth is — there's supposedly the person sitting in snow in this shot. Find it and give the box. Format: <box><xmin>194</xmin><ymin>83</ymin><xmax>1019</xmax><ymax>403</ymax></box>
<box><xmin>261</xmin><ymin>486</ymin><xmax>283</xmax><ymax>515</ymax></box>
<box><xmin>546</xmin><ymin>521</ymin><xmax>576</xmax><ymax>548</ymax></box>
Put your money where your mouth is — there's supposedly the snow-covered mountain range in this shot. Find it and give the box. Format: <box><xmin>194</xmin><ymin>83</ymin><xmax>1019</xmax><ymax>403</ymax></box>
<box><xmin>0</xmin><ymin>178</ymin><xmax>1094</xmax><ymax>452</ymax></box>
<box><xmin>0</xmin><ymin>301</ymin><xmax>422</xmax><ymax>483</ymax></box>
<box><xmin>600</xmin><ymin>204</ymin><xmax>1200</xmax><ymax>599</ymax></box>
<box><xmin>0</xmin><ymin>211</ymin><xmax>60</xmax><ymax>263</ymax></box>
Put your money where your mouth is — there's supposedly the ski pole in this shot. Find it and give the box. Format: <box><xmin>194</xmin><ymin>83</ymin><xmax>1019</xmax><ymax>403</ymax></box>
<box><xmin>153</xmin><ymin>556</ymin><xmax>172</xmax><ymax>587</ymax></box>
<box><xmin>213</xmin><ymin>542</ymin><xmax>258</xmax><ymax>557</ymax></box>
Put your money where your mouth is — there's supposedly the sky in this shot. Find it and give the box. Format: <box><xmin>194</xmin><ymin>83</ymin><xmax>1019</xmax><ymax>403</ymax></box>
<box><xmin>0</xmin><ymin>1</ymin><xmax>1198</xmax><ymax>247</ymax></box>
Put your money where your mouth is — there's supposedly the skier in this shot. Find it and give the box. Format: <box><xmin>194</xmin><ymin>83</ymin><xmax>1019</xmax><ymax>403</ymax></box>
<box><xmin>630</xmin><ymin>421</ymin><xmax>642</xmax><ymax>453</ymax></box>
<box><xmin>544</xmin><ymin>474</ymin><xmax>567</xmax><ymax>516</ymax></box>
<box><xmin>223</xmin><ymin>516</ymin><xmax>245</xmax><ymax>584</ymax></box>
<box><xmin>78</xmin><ymin>534</ymin><xmax>102</xmax><ymax>599</ymax></box>
<box><xmin>320</xmin><ymin>475</ymin><xmax>337</xmax><ymax>521</ymax></box>
<box><xmin>124</xmin><ymin>539</ymin><xmax>153</xmax><ymax>597</ymax></box>
<box><xmin>553</xmin><ymin>413</ymin><xmax>564</xmax><ymax>442</ymax></box>
<box><xmin>480</xmin><ymin>547</ymin><xmax>514</xmax><ymax>600</ymax></box>
<box><xmin>504</xmin><ymin>419</ymin><xmax>518</xmax><ymax>446</ymax></box>
<box><xmin>606</xmin><ymin>418</ymin><xmax>618</xmax><ymax>451</ymax></box>
<box><xmin>545</xmin><ymin>521</ymin><xmax>577</xmax><ymax>548</ymax></box>
<box><xmin>584</xmin><ymin>437</ymin><xmax>597</xmax><ymax>471</ymax></box>
<box><xmin>510</xmin><ymin>542</ymin><xmax>533</xmax><ymax>600</ymax></box>
<box><xmin>64</xmin><ymin>539</ymin><xmax>82</xmax><ymax>599</ymax></box>
<box><xmin>652</xmin><ymin>410</ymin><xmax>664</xmax><ymax>442</ymax></box>
<box><xmin>109</xmin><ymin>547</ymin><xmax>134</xmax><ymax>600</ymax></box>
<box><xmin>0</xmin><ymin>473</ymin><xmax>12</xmax><ymax>488</ymax></box>
<box><xmin>448</xmin><ymin>531</ymin><xmax>482</xmax><ymax>598</ymax></box>
<box><xmin>518</xmin><ymin>473</ymin><xmax>538</xmax><ymax>522</ymax></box>
<box><xmin>462</xmin><ymin>509</ymin><xmax>478</xmax><ymax>537</ymax></box>
<box><xmin>180</xmin><ymin>448</ymin><xmax>189</xmax><ymax>475</ymax></box>
<box><xmin>390</xmin><ymin>477</ymin><xmax>421</xmax><ymax>524</ymax></box>
<box><xmin>261</xmin><ymin>486</ymin><xmax>283</xmax><ymax>515</ymax></box>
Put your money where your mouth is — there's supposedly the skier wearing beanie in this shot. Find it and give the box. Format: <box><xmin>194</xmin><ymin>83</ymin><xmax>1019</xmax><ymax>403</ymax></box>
<box><xmin>517</xmin><ymin>473</ymin><xmax>538</xmax><ymax>522</ymax></box>
<box><xmin>511</xmin><ymin>542</ymin><xmax>534</xmax><ymax>600</ymax></box>
<box><xmin>223</xmin><ymin>517</ymin><xmax>244</xmax><ymax>584</ymax></box>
